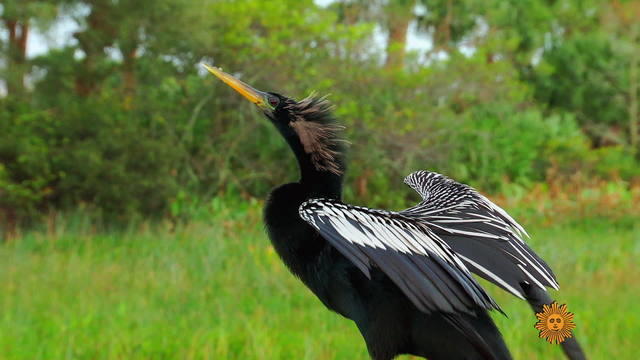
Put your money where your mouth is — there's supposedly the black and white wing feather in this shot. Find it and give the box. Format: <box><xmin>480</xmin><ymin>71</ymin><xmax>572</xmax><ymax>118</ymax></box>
<box><xmin>402</xmin><ymin>170</ymin><xmax>559</xmax><ymax>300</ymax></box>
<box><xmin>299</xmin><ymin>199</ymin><xmax>500</xmax><ymax>315</ymax></box>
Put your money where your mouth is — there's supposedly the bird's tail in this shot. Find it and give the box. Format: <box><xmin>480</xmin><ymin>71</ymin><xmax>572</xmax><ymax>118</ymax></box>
<box><xmin>521</xmin><ymin>283</ymin><xmax>587</xmax><ymax>360</ymax></box>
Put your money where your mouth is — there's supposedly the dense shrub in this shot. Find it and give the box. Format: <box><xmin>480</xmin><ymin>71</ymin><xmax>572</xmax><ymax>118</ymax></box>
<box><xmin>443</xmin><ymin>106</ymin><xmax>585</xmax><ymax>190</ymax></box>
<box><xmin>0</xmin><ymin>96</ymin><xmax>179</xmax><ymax>222</ymax></box>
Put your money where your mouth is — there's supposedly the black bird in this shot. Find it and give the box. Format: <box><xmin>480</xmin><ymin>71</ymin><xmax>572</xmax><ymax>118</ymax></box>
<box><xmin>203</xmin><ymin>65</ymin><xmax>586</xmax><ymax>360</ymax></box>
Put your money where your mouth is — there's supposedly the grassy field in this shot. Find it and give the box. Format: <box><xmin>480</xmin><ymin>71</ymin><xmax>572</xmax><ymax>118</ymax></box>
<box><xmin>1</xmin><ymin>200</ymin><xmax>638</xmax><ymax>359</ymax></box>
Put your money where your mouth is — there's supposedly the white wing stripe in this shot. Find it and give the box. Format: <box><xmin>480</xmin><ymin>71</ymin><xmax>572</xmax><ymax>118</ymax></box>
<box><xmin>386</xmin><ymin>224</ymin><xmax>427</xmax><ymax>255</ymax></box>
<box><xmin>430</xmin><ymin>219</ymin><xmax>492</xmax><ymax>224</ymax></box>
<box><xmin>508</xmin><ymin>241</ymin><xmax>558</xmax><ymax>289</ymax></box>
<box><xmin>427</xmin><ymin>222</ymin><xmax>507</xmax><ymax>240</ymax></box>
<box><xmin>332</xmin><ymin>215</ymin><xmax>386</xmax><ymax>250</ymax></box>
<box><xmin>478</xmin><ymin>194</ymin><xmax>529</xmax><ymax>238</ymax></box>
<box><xmin>509</xmin><ymin>240</ymin><xmax>559</xmax><ymax>289</ymax></box>
<box><xmin>458</xmin><ymin>254</ymin><xmax>525</xmax><ymax>300</ymax></box>
<box><xmin>517</xmin><ymin>264</ymin><xmax>547</xmax><ymax>290</ymax></box>
<box><xmin>372</xmin><ymin>220</ymin><xmax>411</xmax><ymax>253</ymax></box>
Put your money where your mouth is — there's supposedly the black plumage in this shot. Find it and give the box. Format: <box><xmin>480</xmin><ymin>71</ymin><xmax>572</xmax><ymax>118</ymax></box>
<box><xmin>203</xmin><ymin>65</ymin><xmax>586</xmax><ymax>360</ymax></box>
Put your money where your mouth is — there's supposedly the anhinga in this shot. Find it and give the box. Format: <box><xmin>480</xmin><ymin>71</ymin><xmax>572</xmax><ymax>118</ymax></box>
<box><xmin>203</xmin><ymin>64</ymin><xmax>586</xmax><ymax>360</ymax></box>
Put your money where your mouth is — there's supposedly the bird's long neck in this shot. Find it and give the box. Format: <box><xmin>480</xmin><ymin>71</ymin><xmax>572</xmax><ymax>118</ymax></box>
<box><xmin>282</xmin><ymin>132</ymin><xmax>345</xmax><ymax>200</ymax></box>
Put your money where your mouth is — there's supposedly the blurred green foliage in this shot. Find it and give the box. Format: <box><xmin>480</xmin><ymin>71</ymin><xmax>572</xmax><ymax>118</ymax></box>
<box><xmin>1</xmin><ymin>0</ymin><xmax>639</xmax><ymax>226</ymax></box>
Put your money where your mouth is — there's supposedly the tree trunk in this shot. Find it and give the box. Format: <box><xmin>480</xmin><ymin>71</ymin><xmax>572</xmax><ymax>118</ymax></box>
<box><xmin>338</xmin><ymin>2</ymin><xmax>360</xmax><ymax>25</ymax></box>
<box><xmin>122</xmin><ymin>46</ymin><xmax>138</xmax><ymax>94</ymax></box>
<box><xmin>121</xmin><ymin>45</ymin><xmax>137</xmax><ymax>109</ymax></box>
<box><xmin>0</xmin><ymin>207</ymin><xmax>18</xmax><ymax>242</ymax></box>
<box><xmin>73</xmin><ymin>2</ymin><xmax>116</xmax><ymax>96</ymax></box>
<box><xmin>630</xmin><ymin>24</ymin><xmax>639</xmax><ymax>153</ymax></box>
<box><xmin>435</xmin><ymin>0</ymin><xmax>453</xmax><ymax>51</ymax></box>
<box><xmin>4</xmin><ymin>19</ymin><xmax>29</xmax><ymax>96</ymax></box>
<box><xmin>385</xmin><ymin>14</ymin><xmax>410</xmax><ymax>69</ymax></box>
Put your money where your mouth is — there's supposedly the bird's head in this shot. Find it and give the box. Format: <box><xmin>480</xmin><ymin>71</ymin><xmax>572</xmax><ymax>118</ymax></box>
<box><xmin>204</xmin><ymin>64</ymin><xmax>344</xmax><ymax>175</ymax></box>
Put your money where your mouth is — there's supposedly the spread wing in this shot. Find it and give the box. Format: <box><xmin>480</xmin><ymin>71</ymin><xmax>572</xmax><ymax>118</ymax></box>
<box><xmin>299</xmin><ymin>199</ymin><xmax>500</xmax><ymax>314</ymax></box>
<box><xmin>401</xmin><ymin>170</ymin><xmax>559</xmax><ymax>299</ymax></box>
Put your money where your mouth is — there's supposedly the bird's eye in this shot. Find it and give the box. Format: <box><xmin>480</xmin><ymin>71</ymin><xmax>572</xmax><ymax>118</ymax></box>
<box><xmin>268</xmin><ymin>96</ymin><xmax>279</xmax><ymax>108</ymax></box>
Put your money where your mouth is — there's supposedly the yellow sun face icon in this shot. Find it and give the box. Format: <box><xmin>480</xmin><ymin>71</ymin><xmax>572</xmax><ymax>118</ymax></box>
<box><xmin>547</xmin><ymin>314</ymin><xmax>564</xmax><ymax>331</ymax></box>
<box><xmin>535</xmin><ymin>302</ymin><xmax>576</xmax><ymax>344</ymax></box>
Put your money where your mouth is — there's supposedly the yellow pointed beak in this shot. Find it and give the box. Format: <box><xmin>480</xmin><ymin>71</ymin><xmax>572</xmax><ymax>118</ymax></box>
<box><xmin>202</xmin><ymin>64</ymin><xmax>268</xmax><ymax>108</ymax></box>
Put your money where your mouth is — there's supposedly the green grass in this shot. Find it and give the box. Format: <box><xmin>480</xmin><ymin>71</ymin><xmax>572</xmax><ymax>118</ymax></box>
<box><xmin>1</xmin><ymin>202</ymin><xmax>638</xmax><ymax>359</ymax></box>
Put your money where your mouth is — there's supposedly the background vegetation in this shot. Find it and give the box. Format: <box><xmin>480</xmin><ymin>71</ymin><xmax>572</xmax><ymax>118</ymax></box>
<box><xmin>2</xmin><ymin>0</ymin><xmax>640</xmax><ymax>225</ymax></box>
<box><xmin>1</xmin><ymin>0</ymin><xmax>639</xmax><ymax>359</ymax></box>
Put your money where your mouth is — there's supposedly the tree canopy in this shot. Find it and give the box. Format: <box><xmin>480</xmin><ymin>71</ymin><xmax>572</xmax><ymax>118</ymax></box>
<box><xmin>1</xmin><ymin>0</ymin><xmax>638</xmax><ymax>225</ymax></box>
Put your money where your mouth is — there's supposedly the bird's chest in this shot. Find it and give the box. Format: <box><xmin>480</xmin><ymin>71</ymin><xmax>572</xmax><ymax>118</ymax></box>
<box><xmin>264</xmin><ymin>211</ymin><xmax>361</xmax><ymax>316</ymax></box>
<box><xmin>263</xmin><ymin>184</ymin><xmax>327</xmax><ymax>277</ymax></box>
<box><xmin>263</xmin><ymin>183</ymin><xmax>363</xmax><ymax>318</ymax></box>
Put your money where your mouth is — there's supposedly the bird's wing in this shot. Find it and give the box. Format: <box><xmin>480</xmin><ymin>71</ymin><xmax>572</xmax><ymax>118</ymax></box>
<box><xmin>299</xmin><ymin>198</ymin><xmax>500</xmax><ymax>314</ymax></box>
<box><xmin>401</xmin><ymin>170</ymin><xmax>559</xmax><ymax>300</ymax></box>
